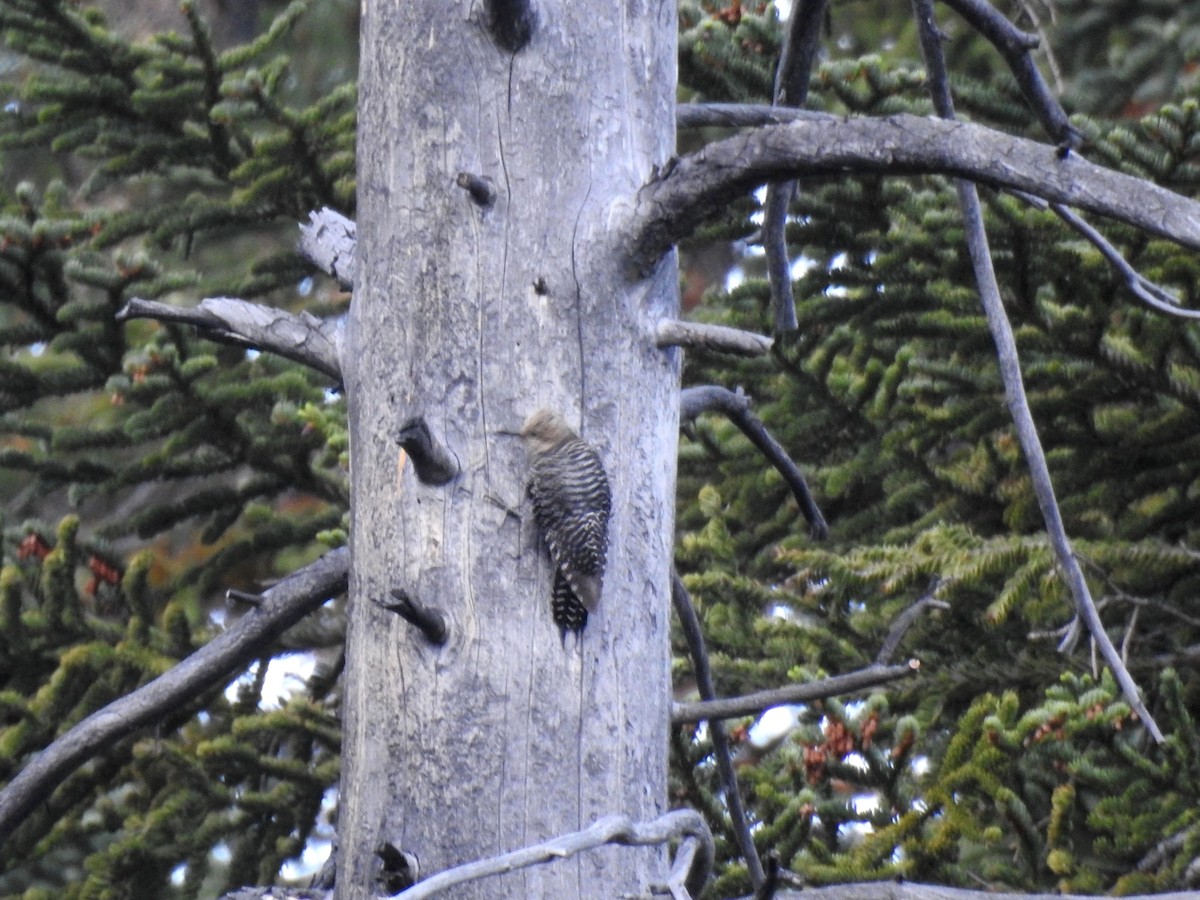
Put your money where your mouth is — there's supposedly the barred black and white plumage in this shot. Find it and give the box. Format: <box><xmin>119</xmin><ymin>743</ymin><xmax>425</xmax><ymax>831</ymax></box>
<box><xmin>520</xmin><ymin>409</ymin><xmax>612</xmax><ymax>639</ymax></box>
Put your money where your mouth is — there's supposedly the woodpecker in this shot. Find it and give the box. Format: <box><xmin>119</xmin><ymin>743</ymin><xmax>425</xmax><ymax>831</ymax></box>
<box><xmin>519</xmin><ymin>408</ymin><xmax>612</xmax><ymax>639</ymax></box>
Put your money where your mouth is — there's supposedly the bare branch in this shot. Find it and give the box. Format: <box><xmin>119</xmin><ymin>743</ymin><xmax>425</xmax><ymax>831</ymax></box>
<box><xmin>219</xmin><ymin>889</ymin><xmax>329</xmax><ymax>900</ymax></box>
<box><xmin>938</xmin><ymin>0</ymin><xmax>1079</xmax><ymax>147</ymax></box>
<box><xmin>764</xmin><ymin>0</ymin><xmax>829</xmax><ymax>334</ymax></box>
<box><xmin>911</xmin><ymin>0</ymin><xmax>1164</xmax><ymax>742</ymax></box>
<box><xmin>117</xmin><ymin>296</ymin><xmax>343</xmax><ymax>382</ymax></box>
<box><xmin>669</xmin><ymin>835</ymin><xmax>711</xmax><ymax>900</ymax></box>
<box><xmin>671</xmin><ymin>661</ymin><xmax>920</xmax><ymax>724</ymax></box>
<box><xmin>629</xmin><ymin>114</ymin><xmax>1200</xmax><ymax>272</ymax></box>
<box><xmin>677</xmin><ymin>106</ymin><xmax>1200</xmax><ymax>321</ymax></box>
<box><xmin>375</xmin><ymin>588</ymin><xmax>449</xmax><ymax>645</ymax></box>
<box><xmin>681</xmin><ymin>385</ymin><xmax>828</xmax><ymax>539</ymax></box>
<box><xmin>671</xmin><ymin>573</ymin><xmax>765</xmax><ymax>888</ymax></box>
<box><xmin>1050</xmin><ymin>204</ymin><xmax>1200</xmax><ymax>319</ymax></box>
<box><xmin>657</xmin><ymin>318</ymin><xmax>773</xmax><ymax>357</ymax></box>
<box><xmin>773</xmin><ymin>1</ymin><xmax>827</xmax><ymax>107</ymax></box>
<box><xmin>875</xmin><ymin>581</ymin><xmax>949</xmax><ymax>666</ymax></box>
<box><xmin>0</xmin><ymin>547</ymin><xmax>350</xmax><ymax>844</ymax></box>
<box><xmin>744</xmin><ymin>885</ymin><xmax>1200</xmax><ymax>900</ymax></box>
<box><xmin>763</xmin><ymin>184</ymin><xmax>799</xmax><ymax>333</ymax></box>
<box><xmin>298</xmin><ymin>207</ymin><xmax>357</xmax><ymax>290</ymax></box>
<box><xmin>676</xmin><ymin>103</ymin><xmax>835</xmax><ymax>129</ymax></box>
<box><xmin>390</xmin><ymin>810</ymin><xmax>713</xmax><ymax>899</ymax></box>
<box><xmin>393</xmin><ymin>416</ymin><xmax>460</xmax><ymax>485</ymax></box>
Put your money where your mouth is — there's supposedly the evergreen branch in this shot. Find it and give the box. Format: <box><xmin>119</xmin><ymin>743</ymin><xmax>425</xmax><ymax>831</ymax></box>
<box><xmin>297</xmin><ymin>207</ymin><xmax>357</xmax><ymax>290</ymax></box>
<box><xmin>671</xmin><ymin>572</ymin><xmax>765</xmax><ymax>890</ymax></box>
<box><xmin>671</xmin><ymin>662</ymin><xmax>920</xmax><ymax>724</ymax></box>
<box><xmin>629</xmin><ymin>114</ymin><xmax>1200</xmax><ymax>273</ymax></box>
<box><xmin>681</xmin><ymin>385</ymin><xmax>829</xmax><ymax>539</ymax></box>
<box><xmin>116</xmin><ymin>296</ymin><xmax>343</xmax><ymax>381</ymax></box>
<box><xmin>910</xmin><ymin>0</ymin><xmax>1165</xmax><ymax>743</ymax></box>
<box><xmin>764</xmin><ymin>0</ymin><xmax>828</xmax><ymax>334</ymax></box>
<box><xmin>0</xmin><ymin>546</ymin><xmax>349</xmax><ymax>845</ymax></box>
<box><xmin>388</xmin><ymin>810</ymin><xmax>713</xmax><ymax>900</ymax></box>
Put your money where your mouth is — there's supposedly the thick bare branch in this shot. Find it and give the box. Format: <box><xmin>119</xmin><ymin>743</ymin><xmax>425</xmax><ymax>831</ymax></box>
<box><xmin>657</xmin><ymin>319</ymin><xmax>773</xmax><ymax>357</ymax></box>
<box><xmin>677</xmin><ymin>103</ymin><xmax>834</xmax><ymax>129</ymax></box>
<box><xmin>117</xmin><ymin>296</ymin><xmax>343</xmax><ymax>381</ymax></box>
<box><xmin>391</xmin><ymin>810</ymin><xmax>713</xmax><ymax>899</ymax></box>
<box><xmin>0</xmin><ymin>547</ymin><xmax>350</xmax><ymax>844</ymax></box>
<box><xmin>297</xmin><ymin>207</ymin><xmax>357</xmax><ymax>290</ymax></box>
<box><xmin>677</xmin><ymin>103</ymin><xmax>833</xmax><ymax>129</ymax></box>
<box><xmin>671</xmin><ymin>661</ymin><xmax>919</xmax><ymax>725</ymax></box>
<box><xmin>630</xmin><ymin>114</ymin><xmax>1200</xmax><ymax>272</ymax></box>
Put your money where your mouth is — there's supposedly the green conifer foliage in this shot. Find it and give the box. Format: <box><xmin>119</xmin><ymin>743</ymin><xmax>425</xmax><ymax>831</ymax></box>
<box><xmin>4</xmin><ymin>0</ymin><xmax>1200</xmax><ymax>895</ymax></box>
<box><xmin>0</xmin><ymin>0</ymin><xmax>353</xmax><ymax>893</ymax></box>
<box><xmin>674</xmin><ymin>1</ymin><xmax>1200</xmax><ymax>894</ymax></box>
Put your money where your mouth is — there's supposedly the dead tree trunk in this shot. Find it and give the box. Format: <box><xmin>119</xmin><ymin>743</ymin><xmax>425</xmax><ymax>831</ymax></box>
<box><xmin>338</xmin><ymin>1</ymin><xmax>679</xmax><ymax>896</ymax></box>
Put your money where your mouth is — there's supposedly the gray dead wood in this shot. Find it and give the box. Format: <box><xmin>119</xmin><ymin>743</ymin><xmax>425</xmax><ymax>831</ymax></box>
<box><xmin>298</xmin><ymin>207</ymin><xmax>357</xmax><ymax>290</ymax></box>
<box><xmin>118</xmin><ymin>296</ymin><xmax>343</xmax><ymax>381</ymax></box>
<box><xmin>630</xmin><ymin>114</ymin><xmax>1200</xmax><ymax>271</ymax></box>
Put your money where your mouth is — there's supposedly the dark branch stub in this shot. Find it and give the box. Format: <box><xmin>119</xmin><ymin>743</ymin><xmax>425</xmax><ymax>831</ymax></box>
<box><xmin>456</xmin><ymin>171</ymin><xmax>497</xmax><ymax>208</ymax></box>
<box><xmin>377</xmin><ymin>589</ymin><xmax>448</xmax><ymax>645</ymax></box>
<box><xmin>225</xmin><ymin>589</ymin><xmax>263</xmax><ymax>607</ymax></box>
<box><xmin>375</xmin><ymin>841</ymin><xmax>418</xmax><ymax>894</ymax></box>
<box><xmin>485</xmin><ymin>0</ymin><xmax>537</xmax><ymax>52</ymax></box>
<box><xmin>394</xmin><ymin>416</ymin><xmax>459</xmax><ymax>485</ymax></box>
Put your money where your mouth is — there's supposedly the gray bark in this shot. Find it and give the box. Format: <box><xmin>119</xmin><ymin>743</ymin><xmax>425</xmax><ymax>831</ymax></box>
<box><xmin>630</xmin><ymin>113</ymin><xmax>1200</xmax><ymax>271</ymax></box>
<box><xmin>339</xmin><ymin>1</ymin><xmax>679</xmax><ymax>898</ymax></box>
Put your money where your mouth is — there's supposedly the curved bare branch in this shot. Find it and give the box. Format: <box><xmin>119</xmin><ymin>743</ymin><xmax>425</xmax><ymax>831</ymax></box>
<box><xmin>630</xmin><ymin>114</ymin><xmax>1200</xmax><ymax>272</ymax></box>
<box><xmin>0</xmin><ymin>547</ymin><xmax>350</xmax><ymax>844</ymax></box>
